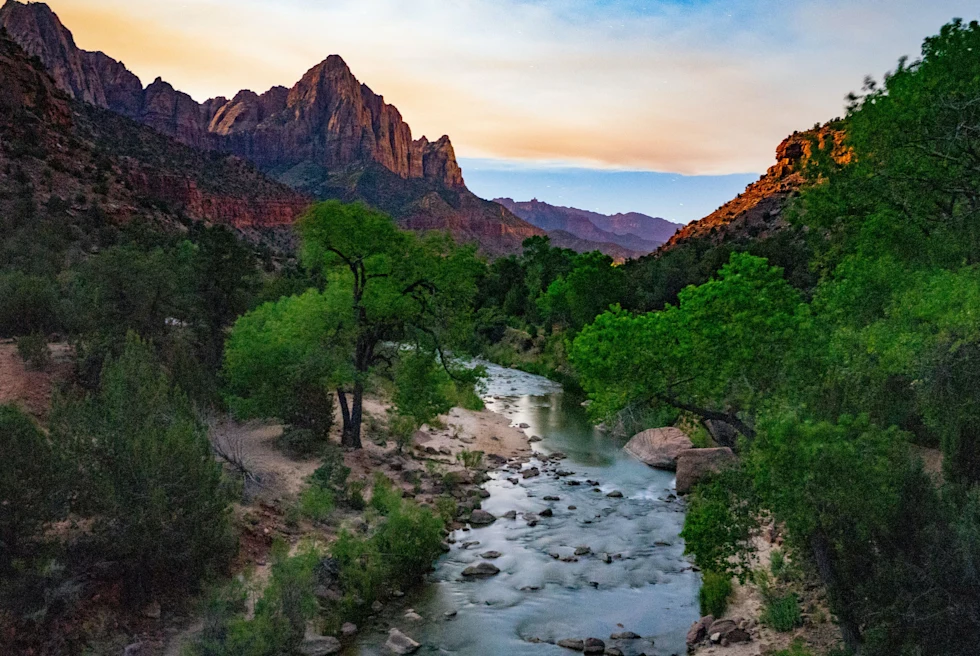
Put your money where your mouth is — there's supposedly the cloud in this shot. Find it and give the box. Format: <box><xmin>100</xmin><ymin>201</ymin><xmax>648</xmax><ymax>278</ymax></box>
<box><xmin>43</xmin><ymin>0</ymin><xmax>980</xmax><ymax>174</ymax></box>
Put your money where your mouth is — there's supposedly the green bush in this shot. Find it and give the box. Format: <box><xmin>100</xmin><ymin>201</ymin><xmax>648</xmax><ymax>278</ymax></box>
<box><xmin>16</xmin><ymin>333</ymin><xmax>50</xmax><ymax>371</ymax></box>
<box><xmin>435</xmin><ymin>495</ymin><xmax>458</xmax><ymax>524</ymax></box>
<box><xmin>310</xmin><ymin>443</ymin><xmax>351</xmax><ymax>492</ymax></box>
<box><xmin>681</xmin><ymin>467</ymin><xmax>757</xmax><ymax>582</ymax></box>
<box><xmin>0</xmin><ymin>271</ymin><xmax>60</xmax><ymax>337</ymax></box>
<box><xmin>456</xmin><ymin>449</ymin><xmax>484</xmax><ymax>470</ymax></box>
<box><xmin>699</xmin><ymin>570</ymin><xmax>733</xmax><ymax>618</ymax></box>
<box><xmin>346</xmin><ymin>480</ymin><xmax>366</xmax><ymax>511</ymax></box>
<box><xmin>298</xmin><ymin>486</ymin><xmax>334</xmax><ymax>524</ymax></box>
<box><xmin>772</xmin><ymin>642</ymin><xmax>815</xmax><ymax>656</ymax></box>
<box><xmin>369</xmin><ymin>474</ymin><xmax>403</xmax><ymax>516</ymax></box>
<box><xmin>53</xmin><ymin>333</ymin><xmax>235</xmax><ymax>596</ymax></box>
<box><xmin>762</xmin><ymin>593</ymin><xmax>802</xmax><ymax>632</ymax></box>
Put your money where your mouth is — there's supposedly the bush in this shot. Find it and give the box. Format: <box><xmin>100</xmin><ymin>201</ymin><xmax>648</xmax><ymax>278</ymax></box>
<box><xmin>681</xmin><ymin>467</ymin><xmax>757</xmax><ymax>582</ymax></box>
<box><xmin>54</xmin><ymin>333</ymin><xmax>235</xmax><ymax>597</ymax></box>
<box><xmin>699</xmin><ymin>570</ymin><xmax>733</xmax><ymax>618</ymax></box>
<box><xmin>16</xmin><ymin>333</ymin><xmax>51</xmax><ymax>371</ymax></box>
<box><xmin>310</xmin><ymin>443</ymin><xmax>351</xmax><ymax>493</ymax></box>
<box><xmin>298</xmin><ymin>486</ymin><xmax>334</xmax><ymax>524</ymax></box>
<box><xmin>772</xmin><ymin>642</ymin><xmax>815</xmax><ymax>656</ymax></box>
<box><xmin>456</xmin><ymin>449</ymin><xmax>484</xmax><ymax>470</ymax></box>
<box><xmin>369</xmin><ymin>474</ymin><xmax>403</xmax><ymax>516</ymax></box>
<box><xmin>762</xmin><ymin>593</ymin><xmax>802</xmax><ymax>632</ymax></box>
<box><xmin>0</xmin><ymin>271</ymin><xmax>60</xmax><ymax>337</ymax></box>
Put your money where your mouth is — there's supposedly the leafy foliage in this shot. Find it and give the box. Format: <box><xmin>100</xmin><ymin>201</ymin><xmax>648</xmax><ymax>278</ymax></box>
<box><xmin>699</xmin><ymin>570</ymin><xmax>733</xmax><ymax>618</ymax></box>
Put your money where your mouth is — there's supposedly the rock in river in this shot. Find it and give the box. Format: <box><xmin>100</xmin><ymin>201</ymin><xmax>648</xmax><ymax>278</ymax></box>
<box><xmin>623</xmin><ymin>427</ymin><xmax>694</xmax><ymax>470</ymax></box>
<box><xmin>557</xmin><ymin>638</ymin><xmax>584</xmax><ymax>651</ymax></box>
<box><xmin>462</xmin><ymin>562</ymin><xmax>500</xmax><ymax>577</ymax></box>
<box><xmin>299</xmin><ymin>631</ymin><xmax>341</xmax><ymax>656</ymax></box>
<box><xmin>583</xmin><ymin>637</ymin><xmax>605</xmax><ymax>654</ymax></box>
<box><xmin>469</xmin><ymin>509</ymin><xmax>497</xmax><ymax>525</ymax></box>
<box><xmin>384</xmin><ymin>628</ymin><xmax>420</xmax><ymax>654</ymax></box>
<box><xmin>480</xmin><ymin>550</ymin><xmax>502</xmax><ymax>559</ymax></box>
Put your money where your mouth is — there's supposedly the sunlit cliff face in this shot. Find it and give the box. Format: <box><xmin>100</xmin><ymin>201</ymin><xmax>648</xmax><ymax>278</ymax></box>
<box><xmin>43</xmin><ymin>0</ymin><xmax>980</xmax><ymax>175</ymax></box>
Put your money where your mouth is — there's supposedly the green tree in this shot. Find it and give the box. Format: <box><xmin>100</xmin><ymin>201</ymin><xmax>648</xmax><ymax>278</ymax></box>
<box><xmin>55</xmin><ymin>333</ymin><xmax>234</xmax><ymax>597</ymax></box>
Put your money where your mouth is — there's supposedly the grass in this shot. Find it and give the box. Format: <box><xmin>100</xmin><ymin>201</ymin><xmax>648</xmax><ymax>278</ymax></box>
<box><xmin>762</xmin><ymin>592</ymin><xmax>802</xmax><ymax>632</ymax></box>
<box><xmin>699</xmin><ymin>570</ymin><xmax>733</xmax><ymax>617</ymax></box>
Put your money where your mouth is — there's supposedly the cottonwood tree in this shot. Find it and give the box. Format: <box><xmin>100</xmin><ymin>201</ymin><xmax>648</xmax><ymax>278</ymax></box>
<box><xmin>225</xmin><ymin>201</ymin><xmax>482</xmax><ymax>448</ymax></box>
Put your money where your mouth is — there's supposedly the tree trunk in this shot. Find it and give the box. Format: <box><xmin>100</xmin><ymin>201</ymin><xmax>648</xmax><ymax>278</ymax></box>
<box><xmin>349</xmin><ymin>381</ymin><xmax>364</xmax><ymax>449</ymax></box>
<box><xmin>811</xmin><ymin>532</ymin><xmax>862</xmax><ymax>654</ymax></box>
<box><xmin>337</xmin><ymin>388</ymin><xmax>354</xmax><ymax>447</ymax></box>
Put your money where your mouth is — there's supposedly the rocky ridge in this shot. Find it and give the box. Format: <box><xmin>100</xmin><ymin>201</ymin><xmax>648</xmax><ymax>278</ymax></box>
<box><xmin>0</xmin><ymin>0</ymin><xmax>551</xmax><ymax>254</ymax></box>
<box><xmin>661</xmin><ymin>125</ymin><xmax>847</xmax><ymax>251</ymax></box>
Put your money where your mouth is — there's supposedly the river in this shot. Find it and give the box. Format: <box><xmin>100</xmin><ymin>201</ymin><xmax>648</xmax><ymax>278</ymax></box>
<box><xmin>352</xmin><ymin>362</ymin><xmax>700</xmax><ymax>655</ymax></box>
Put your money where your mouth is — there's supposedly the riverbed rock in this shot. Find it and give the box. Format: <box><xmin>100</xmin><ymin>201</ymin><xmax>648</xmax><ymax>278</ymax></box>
<box><xmin>574</xmin><ymin>546</ymin><xmax>592</xmax><ymax>556</ymax></box>
<box><xmin>480</xmin><ymin>551</ymin><xmax>502</xmax><ymax>559</ymax></box>
<box><xmin>623</xmin><ymin>427</ymin><xmax>694</xmax><ymax>470</ymax></box>
<box><xmin>544</xmin><ymin>495</ymin><xmax>560</xmax><ymax>501</ymax></box>
<box><xmin>604</xmin><ymin>648</ymin><xmax>624</xmax><ymax>656</ymax></box>
<box><xmin>404</xmin><ymin>609</ymin><xmax>423</xmax><ymax>622</ymax></box>
<box><xmin>583</xmin><ymin>638</ymin><xmax>605</xmax><ymax>654</ymax></box>
<box><xmin>540</xmin><ymin>508</ymin><xmax>554</xmax><ymax>517</ymax></box>
<box><xmin>462</xmin><ymin>562</ymin><xmax>500</xmax><ymax>577</ymax></box>
<box><xmin>675</xmin><ymin>448</ymin><xmax>738</xmax><ymax>495</ymax></box>
<box><xmin>341</xmin><ymin>622</ymin><xmax>358</xmax><ymax>637</ymax></box>
<box><xmin>707</xmin><ymin>619</ymin><xmax>739</xmax><ymax>641</ymax></box>
<box><xmin>606</xmin><ymin>490</ymin><xmax>624</xmax><ymax>498</ymax></box>
<box><xmin>610</xmin><ymin>631</ymin><xmax>641</xmax><ymax>639</ymax></box>
<box><xmin>686</xmin><ymin>615</ymin><xmax>714</xmax><ymax>646</ymax></box>
<box><xmin>469</xmin><ymin>509</ymin><xmax>496</xmax><ymax>525</ymax></box>
<box><xmin>384</xmin><ymin>628</ymin><xmax>420</xmax><ymax>654</ymax></box>
<box><xmin>300</xmin><ymin>631</ymin><xmax>341</xmax><ymax>656</ymax></box>
<box><xmin>557</xmin><ymin>638</ymin><xmax>585</xmax><ymax>651</ymax></box>
<box><xmin>503</xmin><ymin>510</ymin><xmax>518</xmax><ymax>519</ymax></box>
<box><xmin>522</xmin><ymin>467</ymin><xmax>541</xmax><ymax>479</ymax></box>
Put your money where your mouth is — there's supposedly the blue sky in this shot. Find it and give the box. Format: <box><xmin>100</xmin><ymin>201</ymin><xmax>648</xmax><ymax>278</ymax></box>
<box><xmin>43</xmin><ymin>0</ymin><xmax>980</xmax><ymax>223</ymax></box>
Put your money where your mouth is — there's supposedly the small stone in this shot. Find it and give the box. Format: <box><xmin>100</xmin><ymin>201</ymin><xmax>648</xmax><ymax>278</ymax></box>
<box><xmin>507</xmin><ymin>477</ymin><xmax>519</xmax><ymax>485</ymax></box>
<box><xmin>610</xmin><ymin>631</ymin><xmax>641</xmax><ymax>640</ymax></box>
<box><xmin>560</xmin><ymin>555</ymin><xmax>579</xmax><ymax>563</ymax></box>
<box><xmin>540</xmin><ymin>508</ymin><xmax>554</xmax><ymax>517</ymax></box>
<box><xmin>710</xmin><ymin>632</ymin><xmax>722</xmax><ymax>643</ymax></box>
<box><xmin>503</xmin><ymin>510</ymin><xmax>518</xmax><ymax>519</ymax></box>
<box><xmin>602</xmin><ymin>553</ymin><xmax>612</xmax><ymax>564</ymax></box>
<box><xmin>568</xmin><ymin>505</ymin><xmax>577</xmax><ymax>510</ymax></box>
<box><xmin>461</xmin><ymin>541</ymin><xmax>480</xmax><ymax>549</ymax></box>
<box><xmin>518</xmin><ymin>423</ymin><xmax>531</xmax><ymax>429</ymax></box>
<box><xmin>557</xmin><ymin>638</ymin><xmax>585</xmax><ymax>651</ymax></box>
<box><xmin>522</xmin><ymin>467</ymin><xmax>541</xmax><ymax>479</ymax></box>
<box><xmin>574</xmin><ymin>546</ymin><xmax>591</xmax><ymax>556</ymax></box>
<box><xmin>404</xmin><ymin>610</ymin><xmax>423</xmax><ymax>622</ymax></box>
<box><xmin>480</xmin><ymin>551</ymin><xmax>502</xmax><ymax>559</ymax></box>
<box><xmin>604</xmin><ymin>649</ymin><xmax>624</xmax><ymax>656</ymax></box>
<box><xmin>544</xmin><ymin>495</ymin><xmax>560</xmax><ymax>501</ymax></box>
<box><xmin>606</xmin><ymin>490</ymin><xmax>624</xmax><ymax>498</ymax></box>
<box><xmin>384</xmin><ymin>628</ymin><xmax>420</xmax><ymax>654</ymax></box>
<box><xmin>461</xmin><ymin>562</ymin><xmax>500</xmax><ymax>577</ymax></box>
<box><xmin>371</xmin><ymin>600</ymin><xmax>383</xmax><ymax>612</ymax></box>
<box><xmin>584</xmin><ymin>638</ymin><xmax>605</xmax><ymax>654</ymax></box>
<box><xmin>444</xmin><ymin>610</ymin><xmax>458</xmax><ymax>619</ymax></box>
<box><xmin>392</xmin><ymin>590</ymin><xmax>405</xmax><ymax>598</ymax></box>
<box><xmin>341</xmin><ymin>622</ymin><xmax>358</xmax><ymax>636</ymax></box>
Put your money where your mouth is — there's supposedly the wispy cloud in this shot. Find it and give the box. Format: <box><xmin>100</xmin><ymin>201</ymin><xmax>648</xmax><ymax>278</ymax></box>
<box><xmin>45</xmin><ymin>0</ymin><xmax>980</xmax><ymax>174</ymax></box>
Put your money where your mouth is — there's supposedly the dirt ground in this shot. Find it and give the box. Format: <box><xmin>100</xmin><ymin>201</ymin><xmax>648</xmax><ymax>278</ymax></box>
<box><xmin>0</xmin><ymin>340</ymin><xmax>72</xmax><ymax>418</ymax></box>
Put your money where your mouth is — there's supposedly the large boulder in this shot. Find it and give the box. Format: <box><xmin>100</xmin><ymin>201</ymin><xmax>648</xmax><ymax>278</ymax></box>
<box><xmin>299</xmin><ymin>632</ymin><xmax>342</xmax><ymax>656</ymax></box>
<box><xmin>686</xmin><ymin>615</ymin><xmax>714</xmax><ymax>647</ymax></box>
<box><xmin>675</xmin><ymin>448</ymin><xmax>737</xmax><ymax>494</ymax></box>
<box><xmin>384</xmin><ymin>628</ymin><xmax>420</xmax><ymax>654</ymax></box>
<box><xmin>623</xmin><ymin>428</ymin><xmax>693</xmax><ymax>470</ymax></box>
<box><xmin>469</xmin><ymin>509</ymin><xmax>497</xmax><ymax>525</ymax></box>
<box><xmin>461</xmin><ymin>562</ymin><xmax>500</xmax><ymax>577</ymax></box>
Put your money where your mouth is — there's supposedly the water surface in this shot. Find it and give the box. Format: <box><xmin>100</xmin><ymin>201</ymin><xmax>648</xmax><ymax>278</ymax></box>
<box><xmin>354</xmin><ymin>363</ymin><xmax>699</xmax><ymax>655</ymax></box>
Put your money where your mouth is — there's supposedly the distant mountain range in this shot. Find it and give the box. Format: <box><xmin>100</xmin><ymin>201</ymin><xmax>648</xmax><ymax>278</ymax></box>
<box><xmin>494</xmin><ymin>198</ymin><xmax>682</xmax><ymax>255</ymax></box>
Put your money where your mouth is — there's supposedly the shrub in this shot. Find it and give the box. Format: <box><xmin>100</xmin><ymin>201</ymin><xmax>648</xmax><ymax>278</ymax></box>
<box><xmin>346</xmin><ymin>480</ymin><xmax>366</xmax><ymax>511</ymax></box>
<box><xmin>762</xmin><ymin>593</ymin><xmax>802</xmax><ymax>632</ymax></box>
<box><xmin>16</xmin><ymin>333</ymin><xmax>50</xmax><ymax>371</ymax></box>
<box><xmin>772</xmin><ymin>642</ymin><xmax>815</xmax><ymax>656</ymax></box>
<box><xmin>435</xmin><ymin>495</ymin><xmax>458</xmax><ymax>524</ymax></box>
<box><xmin>309</xmin><ymin>443</ymin><xmax>351</xmax><ymax>493</ymax></box>
<box><xmin>699</xmin><ymin>570</ymin><xmax>733</xmax><ymax>618</ymax></box>
<box><xmin>53</xmin><ymin>333</ymin><xmax>234</xmax><ymax>596</ymax></box>
<box><xmin>681</xmin><ymin>467</ymin><xmax>757</xmax><ymax>582</ymax></box>
<box><xmin>456</xmin><ymin>449</ymin><xmax>484</xmax><ymax>470</ymax></box>
<box><xmin>0</xmin><ymin>271</ymin><xmax>59</xmax><ymax>337</ymax></box>
<box><xmin>298</xmin><ymin>486</ymin><xmax>334</xmax><ymax>524</ymax></box>
<box><xmin>369</xmin><ymin>474</ymin><xmax>403</xmax><ymax>516</ymax></box>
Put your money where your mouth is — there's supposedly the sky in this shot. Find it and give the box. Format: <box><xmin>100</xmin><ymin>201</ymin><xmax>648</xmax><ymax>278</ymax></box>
<box><xmin>38</xmin><ymin>0</ymin><xmax>980</xmax><ymax>222</ymax></box>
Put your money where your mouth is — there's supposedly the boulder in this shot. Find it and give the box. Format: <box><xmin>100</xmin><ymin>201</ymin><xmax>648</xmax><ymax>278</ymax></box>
<box><xmin>675</xmin><ymin>448</ymin><xmax>738</xmax><ymax>494</ymax></box>
<box><xmin>609</xmin><ymin>631</ymin><xmax>640</xmax><ymax>640</ymax></box>
<box><xmin>707</xmin><ymin>619</ymin><xmax>739</xmax><ymax>642</ymax></box>
<box><xmin>583</xmin><ymin>637</ymin><xmax>605</xmax><ymax>653</ymax></box>
<box><xmin>623</xmin><ymin>427</ymin><xmax>693</xmax><ymax>470</ymax></box>
<box><xmin>480</xmin><ymin>551</ymin><xmax>502</xmax><ymax>559</ymax></box>
<box><xmin>469</xmin><ymin>509</ymin><xmax>496</xmax><ymax>525</ymax></box>
<box><xmin>384</xmin><ymin>628</ymin><xmax>420</xmax><ymax>654</ymax></box>
<box><xmin>522</xmin><ymin>467</ymin><xmax>541</xmax><ymax>479</ymax></box>
<box><xmin>604</xmin><ymin>649</ymin><xmax>624</xmax><ymax>656</ymax></box>
<box><xmin>557</xmin><ymin>638</ymin><xmax>585</xmax><ymax>651</ymax></box>
<box><xmin>299</xmin><ymin>632</ymin><xmax>342</xmax><ymax>656</ymax></box>
<box><xmin>606</xmin><ymin>490</ymin><xmax>624</xmax><ymax>498</ymax></box>
<box><xmin>686</xmin><ymin>615</ymin><xmax>714</xmax><ymax>646</ymax></box>
<box><xmin>461</xmin><ymin>562</ymin><xmax>500</xmax><ymax>577</ymax></box>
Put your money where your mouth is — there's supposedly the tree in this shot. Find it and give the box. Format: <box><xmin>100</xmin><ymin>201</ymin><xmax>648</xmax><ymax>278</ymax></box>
<box><xmin>571</xmin><ymin>253</ymin><xmax>802</xmax><ymax>444</ymax></box>
<box><xmin>538</xmin><ymin>251</ymin><xmax>627</xmax><ymax>332</ymax></box>
<box><xmin>226</xmin><ymin>201</ymin><xmax>482</xmax><ymax>448</ymax></box>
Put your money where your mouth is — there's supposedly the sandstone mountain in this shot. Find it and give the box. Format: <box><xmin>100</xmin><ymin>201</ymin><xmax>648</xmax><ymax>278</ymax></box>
<box><xmin>495</xmin><ymin>197</ymin><xmax>680</xmax><ymax>254</ymax></box>
<box><xmin>661</xmin><ymin>125</ymin><xmax>845</xmax><ymax>251</ymax></box>
<box><xmin>0</xmin><ymin>0</ymin><xmax>549</xmax><ymax>254</ymax></box>
<box><xmin>0</xmin><ymin>26</ymin><xmax>310</xmax><ymax>252</ymax></box>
